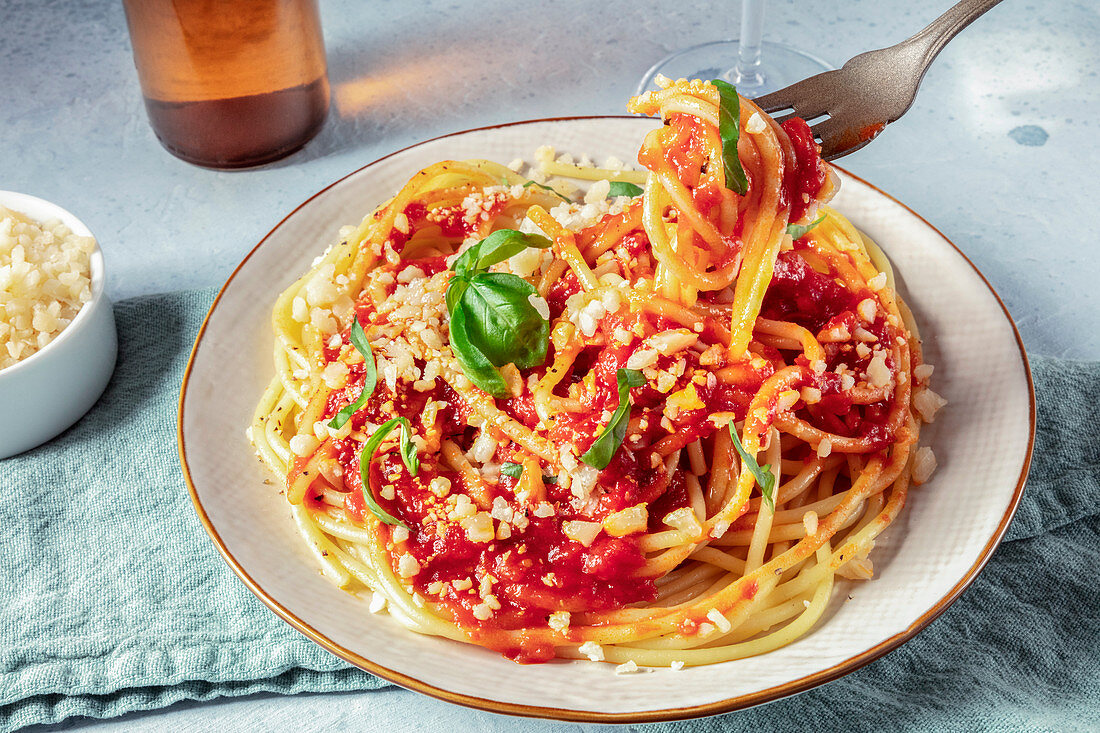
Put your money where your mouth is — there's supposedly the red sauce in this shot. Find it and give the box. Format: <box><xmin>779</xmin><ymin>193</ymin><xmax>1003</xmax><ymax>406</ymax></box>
<box><xmin>762</xmin><ymin>249</ymin><xmax>858</xmax><ymax>332</ymax></box>
<box><xmin>380</xmin><ymin>447</ymin><xmax>656</xmax><ymax>633</ymax></box>
<box><xmin>779</xmin><ymin>118</ymin><xmax>828</xmax><ymax>221</ymax></box>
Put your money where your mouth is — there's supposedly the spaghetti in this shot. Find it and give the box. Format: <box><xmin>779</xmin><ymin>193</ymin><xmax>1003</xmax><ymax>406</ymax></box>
<box><xmin>249</xmin><ymin>78</ymin><xmax>945</xmax><ymax>667</ymax></box>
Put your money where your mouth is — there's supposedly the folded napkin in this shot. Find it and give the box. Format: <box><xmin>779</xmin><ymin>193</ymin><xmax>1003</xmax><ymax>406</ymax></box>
<box><xmin>0</xmin><ymin>290</ymin><xmax>1097</xmax><ymax>731</ymax></box>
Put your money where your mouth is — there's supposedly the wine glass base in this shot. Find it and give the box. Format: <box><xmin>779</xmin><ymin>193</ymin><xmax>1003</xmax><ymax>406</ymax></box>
<box><xmin>637</xmin><ymin>40</ymin><xmax>832</xmax><ymax>98</ymax></box>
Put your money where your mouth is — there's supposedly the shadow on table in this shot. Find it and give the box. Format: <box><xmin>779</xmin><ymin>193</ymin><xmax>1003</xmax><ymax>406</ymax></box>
<box><xmin>263</xmin><ymin>4</ymin><xmax>633</xmax><ymax>169</ymax></box>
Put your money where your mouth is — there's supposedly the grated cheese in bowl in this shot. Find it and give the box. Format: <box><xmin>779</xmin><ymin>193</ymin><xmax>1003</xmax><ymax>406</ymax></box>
<box><xmin>0</xmin><ymin>206</ymin><xmax>95</xmax><ymax>370</ymax></box>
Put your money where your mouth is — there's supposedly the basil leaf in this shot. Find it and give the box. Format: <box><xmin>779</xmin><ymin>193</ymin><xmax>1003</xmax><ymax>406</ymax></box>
<box><xmin>448</xmin><ymin>304</ymin><xmax>511</xmax><ymax>398</ymax></box>
<box><xmin>398</xmin><ymin>421</ymin><xmax>420</xmax><ymax>475</ymax></box>
<box><xmin>522</xmin><ymin>180</ymin><xmax>571</xmax><ymax>202</ymax></box>
<box><xmin>452</xmin><ymin>229</ymin><xmax>552</xmax><ymax>278</ymax></box>
<box><xmin>445</xmin><ymin>277</ymin><xmax>467</xmax><ymax>314</ymax></box>
<box><xmin>446</xmin><ymin>230</ymin><xmax>553</xmax><ymax>396</ymax></box>
<box><xmin>710</xmin><ymin>79</ymin><xmax>749</xmax><ymax>195</ymax></box>
<box><xmin>459</xmin><ymin>273</ymin><xmax>549</xmax><ymax>369</ymax></box>
<box><xmin>500</xmin><ymin>462</ymin><xmax>524</xmax><ymax>479</ymax></box>
<box><xmin>728</xmin><ymin>422</ymin><xmax>776</xmax><ymax>511</ymax></box>
<box><xmin>359</xmin><ymin>417</ymin><xmax>419</xmax><ymax>528</ymax></box>
<box><xmin>606</xmin><ymin>181</ymin><xmax>644</xmax><ymax>198</ymax></box>
<box><xmin>581</xmin><ymin>368</ymin><xmax>646</xmax><ymax>469</ymax></box>
<box><xmin>785</xmin><ymin>214</ymin><xmax>826</xmax><ymax>241</ymax></box>
<box><xmin>472</xmin><ymin>229</ymin><xmax>552</xmax><ymax>272</ymax></box>
<box><xmin>328</xmin><ymin>319</ymin><xmax>376</xmax><ymax>430</ymax></box>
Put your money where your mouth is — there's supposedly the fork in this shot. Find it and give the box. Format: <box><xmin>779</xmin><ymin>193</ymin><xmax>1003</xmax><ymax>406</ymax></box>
<box><xmin>754</xmin><ymin>0</ymin><xmax>1005</xmax><ymax>161</ymax></box>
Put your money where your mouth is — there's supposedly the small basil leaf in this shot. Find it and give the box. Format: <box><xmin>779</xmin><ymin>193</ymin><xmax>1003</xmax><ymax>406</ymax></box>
<box><xmin>475</xmin><ymin>229</ymin><xmax>553</xmax><ymax>272</ymax></box>
<box><xmin>451</xmin><ymin>246</ymin><xmax>481</xmax><ymax>280</ymax></box>
<box><xmin>398</xmin><ymin>422</ymin><xmax>420</xmax><ymax>475</ymax></box>
<box><xmin>445</xmin><ymin>276</ymin><xmax>468</xmax><ymax>314</ymax></box>
<box><xmin>580</xmin><ymin>368</ymin><xmax>646</xmax><ymax>469</ymax></box>
<box><xmin>459</xmin><ymin>273</ymin><xmax>549</xmax><ymax>369</ymax></box>
<box><xmin>728</xmin><ymin>422</ymin><xmax>776</xmax><ymax>511</ymax></box>
<box><xmin>620</xmin><ymin>368</ymin><xmax>647</xmax><ymax>389</ymax></box>
<box><xmin>785</xmin><ymin>214</ymin><xmax>826</xmax><ymax>241</ymax></box>
<box><xmin>328</xmin><ymin>319</ymin><xmax>377</xmax><ymax>430</ymax></box>
<box><xmin>451</xmin><ymin>229</ymin><xmax>552</xmax><ymax>279</ymax></box>
<box><xmin>522</xmin><ymin>180</ymin><xmax>571</xmax><ymax>202</ymax></box>
<box><xmin>710</xmin><ymin>79</ymin><xmax>749</xmax><ymax>195</ymax></box>
<box><xmin>606</xmin><ymin>181</ymin><xmax>644</xmax><ymax>198</ymax></box>
<box><xmin>448</xmin><ymin>304</ymin><xmax>511</xmax><ymax>398</ymax></box>
<box><xmin>500</xmin><ymin>462</ymin><xmax>524</xmax><ymax>479</ymax></box>
<box><xmin>359</xmin><ymin>417</ymin><xmax>419</xmax><ymax>528</ymax></box>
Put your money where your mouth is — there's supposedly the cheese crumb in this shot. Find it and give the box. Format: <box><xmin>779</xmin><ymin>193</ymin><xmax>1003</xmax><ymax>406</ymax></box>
<box><xmin>397</xmin><ymin>553</ymin><xmax>420</xmax><ymax>578</ymax></box>
<box><xmin>626</xmin><ymin>348</ymin><xmax>659</xmax><ymax>370</ymax></box>
<box><xmin>913</xmin><ymin>387</ymin><xmax>948</xmax><ymax>422</ymax></box>
<box><xmin>664</xmin><ymin>507</ymin><xmax>703</xmax><ymax>539</ymax></box>
<box><xmin>776</xmin><ymin>389</ymin><xmax>800</xmax><ymax>412</ymax></box>
<box><xmin>578</xmin><ymin>641</ymin><xmax>604</xmax><ymax>661</ymax></box>
<box><xmin>461</xmin><ymin>512</ymin><xmax>495</xmax><ymax>543</ymax></box>
<box><xmin>856</xmin><ymin>298</ymin><xmax>878</xmax><ymax>322</ymax></box>
<box><xmin>912</xmin><ymin>446</ymin><xmax>938</xmax><ymax>484</ymax></box>
<box><xmin>802</xmin><ymin>510</ymin><xmax>819</xmax><ymax>536</ymax></box>
<box><xmin>289</xmin><ymin>434</ymin><xmax>319</xmax><ymax>458</ymax></box>
<box><xmin>429</xmin><ymin>476</ymin><xmax>451</xmax><ymax>497</ymax></box>
<box><xmin>533</xmin><ymin>502</ymin><xmax>556</xmax><ymax>518</ymax></box>
<box><xmin>866</xmin><ymin>353</ymin><xmax>891</xmax><ymax>388</ymax></box>
<box><xmin>563</xmin><ymin>520</ymin><xmax>602</xmax><ymax>547</ymax></box>
<box><xmin>615</xmin><ymin>660</ymin><xmax>643</xmax><ymax>675</ymax></box>
<box><xmin>527</xmin><ymin>293</ymin><xmax>550</xmax><ymax>320</ymax></box>
<box><xmin>706</xmin><ymin>608</ymin><xmax>732</xmax><ymax>634</ymax></box>
<box><xmin>548</xmin><ymin>611</ymin><xmax>571</xmax><ymax>632</ymax></box>
<box><xmin>603</xmin><ymin>504</ymin><xmax>649</xmax><ymax>537</ymax></box>
<box><xmin>745</xmin><ymin>112</ymin><xmax>767</xmax><ymax>134</ymax></box>
<box><xmin>671</xmin><ymin>660</ymin><xmax>686</xmax><ymax>671</ymax></box>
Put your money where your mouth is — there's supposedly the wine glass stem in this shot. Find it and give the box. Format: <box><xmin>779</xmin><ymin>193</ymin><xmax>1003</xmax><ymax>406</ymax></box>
<box><xmin>732</xmin><ymin>0</ymin><xmax>766</xmax><ymax>88</ymax></box>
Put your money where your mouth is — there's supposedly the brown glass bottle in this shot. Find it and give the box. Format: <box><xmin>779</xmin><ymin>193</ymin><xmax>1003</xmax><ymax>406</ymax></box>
<box><xmin>122</xmin><ymin>0</ymin><xmax>329</xmax><ymax>169</ymax></box>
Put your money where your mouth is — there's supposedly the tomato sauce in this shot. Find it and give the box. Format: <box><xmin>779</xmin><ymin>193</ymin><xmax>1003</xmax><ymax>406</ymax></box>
<box><xmin>779</xmin><ymin>118</ymin><xmax>828</xmax><ymax>222</ymax></box>
<box><xmin>762</xmin><ymin>249</ymin><xmax>858</xmax><ymax>332</ymax></box>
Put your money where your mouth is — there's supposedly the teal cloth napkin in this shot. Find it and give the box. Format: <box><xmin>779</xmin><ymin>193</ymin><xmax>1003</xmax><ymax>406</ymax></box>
<box><xmin>1</xmin><ymin>290</ymin><xmax>1098</xmax><ymax>731</ymax></box>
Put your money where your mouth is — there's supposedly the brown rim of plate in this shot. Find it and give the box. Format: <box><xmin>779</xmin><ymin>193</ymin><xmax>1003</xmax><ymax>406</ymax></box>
<box><xmin>177</xmin><ymin>115</ymin><xmax>1036</xmax><ymax>724</ymax></box>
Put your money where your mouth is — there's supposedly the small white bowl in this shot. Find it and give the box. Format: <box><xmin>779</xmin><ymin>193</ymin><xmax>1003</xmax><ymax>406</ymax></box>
<box><xmin>0</xmin><ymin>191</ymin><xmax>117</xmax><ymax>459</ymax></box>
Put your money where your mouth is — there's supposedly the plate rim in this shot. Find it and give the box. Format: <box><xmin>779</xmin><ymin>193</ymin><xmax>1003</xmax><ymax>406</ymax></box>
<box><xmin>177</xmin><ymin>115</ymin><xmax>1036</xmax><ymax>723</ymax></box>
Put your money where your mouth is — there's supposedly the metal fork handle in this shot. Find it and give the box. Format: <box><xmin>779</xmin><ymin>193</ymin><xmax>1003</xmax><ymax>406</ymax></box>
<box><xmin>903</xmin><ymin>0</ymin><xmax>1006</xmax><ymax>78</ymax></box>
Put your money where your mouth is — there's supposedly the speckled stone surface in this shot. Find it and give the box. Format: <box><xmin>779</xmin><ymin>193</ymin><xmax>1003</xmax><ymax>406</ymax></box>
<box><xmin>4</xmin><ymin>0</ymin><xmax>1099</xmax><ymax>729</ymax></box>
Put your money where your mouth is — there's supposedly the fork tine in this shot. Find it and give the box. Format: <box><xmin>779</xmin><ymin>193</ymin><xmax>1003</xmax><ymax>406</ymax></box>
<box><xmin>752</xmin><ymin>69</ymin><xmax>838</xmax><ymax>115</ymax></box>
<box><xmin>770</xmin><ymin>111</ymin><xmax>818</xmax><ymax>126</ymax></box>
<box><xmin>770</xmin><ymin>101</ymin><xmax>831</xmax><ymax>126</ymax></box>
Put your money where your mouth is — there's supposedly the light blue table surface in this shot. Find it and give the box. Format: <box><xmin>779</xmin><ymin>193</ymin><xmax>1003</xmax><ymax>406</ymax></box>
<box><xmin>4</xmin><ymin>0</ymin><xmax>1098</xmax><ymax>730</ymax></box>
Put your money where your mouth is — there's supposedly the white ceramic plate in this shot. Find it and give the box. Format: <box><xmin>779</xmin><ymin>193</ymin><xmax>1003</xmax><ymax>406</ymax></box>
<box><xmin>178</xmin><ymin>117</ymin><xmax>1034</xmax><ymax>722</ymax></box>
